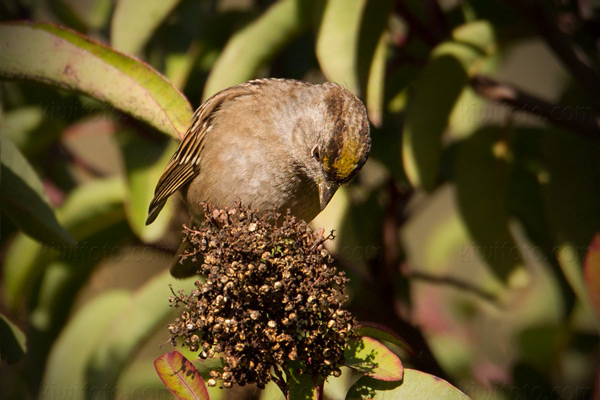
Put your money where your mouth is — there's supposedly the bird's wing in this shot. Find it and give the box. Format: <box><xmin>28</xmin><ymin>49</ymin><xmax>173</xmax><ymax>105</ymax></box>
<box><xmin>146</xmin><ymin>84</ymin><xmax>258</xmax><ymax>225</ymax></box>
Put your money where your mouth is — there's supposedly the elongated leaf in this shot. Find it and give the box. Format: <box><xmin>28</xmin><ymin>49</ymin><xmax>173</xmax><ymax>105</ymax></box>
<box><xmin>315</xmin><ymin>0</ymin><xmax>393</xmax><ymax>104</ymax></box>
<box><xmin>0</xmin><ymin>135</ymin><xmax>75</xmax><ymax>247</ymax></box>
<box><xmin>346</xmin><ymin>369</ymin><xmax>470</xmax><ymax>399</ymax></box>
<box><xmin>49</xmin><ymin>0</ymin><xmax>112</xmax><ymax>31</ymax></box>
<box><xmin>203</xmin><ymin>0</ymin><xmax>313</xmax><ymax>99</ymax></box>
<box><xmin>541</xmin><ymin>126</ymin><xmax>600</xmax><ymax>324</ymax></box>
<box><xmin>455</xmin><ymin>126</ymin><xmax>524</xmax><ymax>282</ymax></box>
<box><xmin>344</xmin><ymin>337</ymin><xmax>403</xmax><ymax>381</ymax></box>
<box><xmin>360</xmin><ymin>0</ymin><xmax>394</xmax><ymax>126</ymax></box>
<box><xmin>40</xmin><ymin>291</ymin><xmax>131</xmax><ymax>400</ymax></box>
<box><xmin>111</xmin><ymin>0</ymin><xmax>182</xmax><ymax>55</ymax></box>
<box><xmin>451</xmin><ymin>20</ymin><xmax>496</xmax><ymax>54</ymax></box>
<box><xmin>316</xmin><ymin>0</ymin><xmax>366</xmax><ymax>94</ymax></box>
<box><xmin>365</xmin><ymin>30</ymin><xmax>388</xmax><ymax>127</ymax></box>
<box><xmin>1</xmin><ymin>234</ymin><xmax>43</xmax><ymax>311</ymax></box>
<box><xmin>165</xmin><ymin>43</ymin><xmax>202</xmax><ymax>91</ymax></box>
<box><xmin>403</xmin><ymin>21</ymin><xmax>496</xmax><ymax>191</ymax></box>
<box><xmin>507</xmin><ymin>128</ymin><xmax>576</xmax><ymax>310</ymax></box>
<box><xmin>0</xmin><ymin>314</ymin><xmax>26</xmax><ymax>363</ymax></box>
<box><xmin>0</xmin><ymin>22</ymin><xmax>192</xmax><ymax>139</ymax></box>
<box><xmin>86</xmin><ymin>272</ymin><xmax>197</xmax><ymax>400</ymax></box>
<box><xmin>28</xmin><ymin>222</ymin><xmax>133</xmax><ymax>387</ymax></box>
<box><xmin>2</xmin><ymin>178</ymin><xmax>126</xmax><ymax>311</ymax></box>
<box><xmin>356</xmin><ymin>322</ymin><xmax>414</xmax><ymax>356</ymax></box>
<box><xmin>155</xmin><ymin>351</ymin><xmax>209</xmax><ymax>400</ymax></box>
<box><xmin>1</xmin><ymin>105</ymin><xmax>62</xmax><ymax>156</ymax></box>
<box><xmin>402</xmin><ymin>53</ymin><xmax>468</xmax><ymax>191</ymax></box>
<box><xmin>584</xmin><ymin>234</ymin><xmax>600</xmax><ymax>320</ymax></box>
<box><xmin>117</xmin><ymin>127</ymin><xmax>177</xmax><ymax>242</ymax></box>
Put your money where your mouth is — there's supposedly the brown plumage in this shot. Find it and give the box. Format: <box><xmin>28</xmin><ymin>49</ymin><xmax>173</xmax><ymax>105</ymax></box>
<box><xmin>147</xmin><ymin>78</ymin><xmax>371</xmax><ymax>277</ymax></box>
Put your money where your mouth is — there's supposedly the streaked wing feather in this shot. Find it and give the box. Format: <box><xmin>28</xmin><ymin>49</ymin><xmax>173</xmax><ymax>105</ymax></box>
<box><xmin>146</xmin><ymin>81</ymin><xmax>267</xmax><ymax>224</ymax></box>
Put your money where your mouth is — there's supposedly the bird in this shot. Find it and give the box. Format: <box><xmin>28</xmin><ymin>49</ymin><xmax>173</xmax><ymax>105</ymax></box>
<box><xmin>146</xmin><ymin>78</ymin><xmax>371</xmax><ymax>278</ymax></box>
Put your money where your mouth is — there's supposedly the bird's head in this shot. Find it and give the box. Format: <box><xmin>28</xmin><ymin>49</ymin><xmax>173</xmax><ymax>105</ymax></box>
<box><xmin>307</xmin><ymin>83</ymin><xmax>371</xmax><ymax>210</ymax></box>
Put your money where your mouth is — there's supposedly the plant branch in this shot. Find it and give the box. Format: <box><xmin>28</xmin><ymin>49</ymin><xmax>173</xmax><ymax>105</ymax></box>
<box><xmin>502</xmin><ymin>0</ymin><xmax>600</xmax><ymax>112</ymax></box>
<box><xmin>316</xmin><ymin>380</ymin><xmax>324</xmax><ymax>400</ymax></box>
<box><xmin>405</xmin><ymin>270</ymin><xmax>499</xmax><ymax>304</ymax></box>
<box><xmin>470</xmin><ymin>74</ymin><xmax>600</xmax><ymax>139</ymax></box>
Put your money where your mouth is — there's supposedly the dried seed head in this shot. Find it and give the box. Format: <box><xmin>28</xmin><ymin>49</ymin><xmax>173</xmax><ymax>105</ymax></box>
<box><xmin>167</xmin><ymin>203</ymin><xmax>355</xmax><ymax>388</ymax></box>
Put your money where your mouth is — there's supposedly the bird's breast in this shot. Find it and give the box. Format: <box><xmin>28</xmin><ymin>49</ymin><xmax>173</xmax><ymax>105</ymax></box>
<box><xmin>184</xmin><ymin>130</ymin><xmax>321</xmax><ymax>222</ymax></box>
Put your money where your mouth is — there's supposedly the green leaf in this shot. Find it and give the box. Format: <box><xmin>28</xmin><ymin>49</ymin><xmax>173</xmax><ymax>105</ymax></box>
<box><xmin>542</xmin><ymin>127</ymin><xmax>600</xmax><ymax>326</ymax></box>
<box><xmin>344</xmin><ymin>337</ymin><xmax>403</xmax><ymax>381</ymax></box>
<box><xmin>0</xmin><ymin>314</ymin><xmax>26</xmax><ymax>363</ymax></box>
<box><xmin>402</xmin><ymin>21</ymin><xmax>496</xmax><ymax>191</ymax></box>
<box><xmin>191</xmin><ymin>358</ymin><xmax>225</xmax><ymax>381</ymax></box>
<box><xmin>315</xmin><ymin>0</ymin><xmax>394</xmax><ymax>105</ymax></box>
<box><xmin>1</xmin><ymin>234</ymin><xmax>43</xmax><ymax>311</ymax></box>
<box><xmin>2</xmin><ymin>177</ymin><xmax>126</xmax><ymax>311</ymax></box>
<box><xmin>0</xmin><ymin>22</ymin><xmax>192</xmax><ymax>139</ymax></box>
<box><xmin>451</xmin><ymin>20</ymin><xmax>496</xmax><ymax>56</ymax></box>
<box><xmin>1</xmin><ymin>105</ymin><xmax>62</xmax><ymax>156</ymax></box>
<box><xmin>584</xmin><ymin>234</ymin><xmax>600</xmax><ymax>321</ymax></box>
<box><xmin>117</xmin><ymin>127</ymin><xmax>177</xmax><ymax>242</ymax></box>
<box><xmin>57</xmin><ymin>177</ymin><xmax>127</xmax><ymax>239</ymax></box>
<box><xmin>360</xmin><ymin>0</ymin><xmax>394</xmax><ymax>126</ymax></box>
<box><xmin>454</xmin><ymin>126</ymin><xmax>525</xmax><ymax>283</ymax></box>
<box><xmin>402</xmin><ymin>53</ymin><xmax>468</xmax><ymax>191</ymax></box>
<box><xmin>203</xmin><ymin>0</ymin><xmax>314</xmax><ymax>99</ymax></box>
<box><xmin>316</xmin><ymin>0</ymin><xmax>366</xmax><ymax>95</ymax></box>
<box><xmin>346</xmin><ymin>369</ymin><xmax>471</xmax><ymax>399</ymax></box>
<box><xmin>40</xmin><ymin>291</ymin><xmax>131</xmax><ymax>400</ymax></box>
<box><xmin>287</xmin><ymin>364</ymin><xmax>318</xmax><ymax>400</ymax></box>
<box><xmin>27</xmin><ymin>219</ymin><xmax>133</xmax><ymax>387</ymax></box>
<box><xmin>155</xmin><ymin>351</ymin><xmax>210</xmax><ymax>400</ymax></box>
<box><xmin>506</xmin><ymin>128</ymin><xmax>575</xmax><ymax>309</ymax></box>
<box><xmin>49</xmin><ymin>0</ymin><xmax>112</xmax><ymax>31</ymax></box>
<box><xmin>165</xmin><ymin>43</ymin><xmax>202</xmax><ymax>91</ymax></box>
<box><xmin>111</xmin><ymin>0</ymin><xmax>182</xmax><ymax>56</ymax></box>
<box><xmin>86</xmin><ymin>272</ymin><xmax>197</xmax><ymax>400</ymax></box>
<box><xmin>365</xmin><ymin>30</ymin><xmax>388</xmax><ymax>127</ymax></box>
<box><xmin>0</xmin><ymin>135</ymin><xmax>75</xmax><ymax>247</ymax></box>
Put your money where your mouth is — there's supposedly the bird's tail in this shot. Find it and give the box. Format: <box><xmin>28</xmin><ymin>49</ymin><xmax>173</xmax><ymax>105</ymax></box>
<box><xmin>145</xmin><ymin>199</ymin><xmax>166</xmax><ymax>225</ymax></box>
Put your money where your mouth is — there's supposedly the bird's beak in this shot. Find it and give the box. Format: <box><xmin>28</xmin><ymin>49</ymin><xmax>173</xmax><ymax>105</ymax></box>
<box><xmin>318</xmin><ymin>181</ymin><xmax>339</xmax><ymax>210</ymax></box>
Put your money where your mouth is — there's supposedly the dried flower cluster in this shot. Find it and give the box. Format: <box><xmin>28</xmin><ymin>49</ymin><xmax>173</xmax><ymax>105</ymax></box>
<box><xmin>167</xmin><ymin>203</ymin><xmax>355</xmax><ymax>388</ymax></box>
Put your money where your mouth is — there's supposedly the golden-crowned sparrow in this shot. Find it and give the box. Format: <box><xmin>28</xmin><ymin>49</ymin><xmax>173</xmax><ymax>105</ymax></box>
<box><xmin>146</xmin><ymin>78</ymin><xmax>371</xmax><ymax>277</ymax></box>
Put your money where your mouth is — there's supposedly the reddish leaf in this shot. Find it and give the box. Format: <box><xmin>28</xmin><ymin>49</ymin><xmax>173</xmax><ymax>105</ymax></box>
<box><xmin>584</xmin><ymin>233</ymin><xmax>600</xmax><ymax>319</ymax></box>
<box><xmin>154</xmin><ymin>351</ymin><xmax>210</xmax><ymax>400</ymax></box>
<box><xmin>356</xmin><ymin>322</ymin><xmax>415</xmax><ymax>356</ymax></box>
<box><xmin>345</xmin><ymin>337</ymin><xmax>404</xmax><ymax>381</ymax></box>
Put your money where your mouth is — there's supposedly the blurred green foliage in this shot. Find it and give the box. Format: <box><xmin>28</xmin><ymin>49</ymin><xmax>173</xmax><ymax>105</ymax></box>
<box><xmin>1</xmin><ymin>0</ymin><xmax>599</xmax><ymax>399</ymax></box>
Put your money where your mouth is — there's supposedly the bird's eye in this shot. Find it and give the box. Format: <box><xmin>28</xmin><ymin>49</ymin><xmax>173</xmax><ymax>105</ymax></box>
<box><xmin>312</xmin><ymin>145</ymin><xmax>320</xmax><ymax>162</ymax></box>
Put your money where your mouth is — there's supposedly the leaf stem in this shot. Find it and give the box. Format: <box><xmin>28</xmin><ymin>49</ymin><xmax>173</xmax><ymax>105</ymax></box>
<box><xmin>501</xmin><ymin>0</ymin><xmax>600</xmax><ymax>113</ymax></box>
<box><xmin>470</xmin><ymin>74</ymin><xmax>600</xmax><ymax>139</ymax></box>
